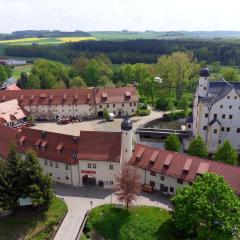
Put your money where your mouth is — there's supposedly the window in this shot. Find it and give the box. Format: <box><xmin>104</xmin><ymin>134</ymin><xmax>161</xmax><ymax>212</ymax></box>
<box><xmin>203</xmin><ymin>126</ymin><xmax>207</xmax><ymax>131</ymax></box>
<box><xmin>50</xmin><ymin>160</ymin><xmax>53</xmax><ymax>167</ymax></box>
<box><xmin>234</xmin><ymin>96</ymin><xmax>237</xmax><ymax>99</ymax></box>
<box><xmin>65</xmin><ymin>164</ymin><xmax>69</xmax><ymax>170</ymax></box>
<box><xmin>88</xmin><ymin>163</ymin><xmax>91</xmax><ymax>168</ymax></box>
<box><xmin>72</xmin><ymin>152</ymin><xmax>77</xmax><ymax>160</ymax></box>
<box><xmin>93</xmin><ymin>163</ymin><xmax>96</xmax><ymax>169</ymax></box>
<box><xmin>44</xmin><ymin>159</ymin><xmax>48</xmax><ymax>166</ymax></box>
<box><xmin>160</xmin><ymin>176</ymin><xmax>165</xmax><ymax>181</ymax></box>
<box><xmin>122</xmin><ymin>103</ymin><xmax>124</xmax><ymax>107</ymax></box>
<box><xmin>132</xmin><ymin>109</ymin><xmax>134</xmax><ymax>112</ymax></box>
<box><xmin>222</xmin><ymin>114</ymin><xmax>225</xmax><ymax>119</ymax></box>
<box><xmin>130</xmin><ymin>103</ymin><xmax>132</xmax><ymax>106</ymax></box>
<box><xmin>150</xmin><ymin>171</ymin><xmax>156</xmax><ymax>176</ymax></box>
<box><xmin>99</xmin><ymin>105</ymin><xmax>102</xmax><ymax>109</ymax></box>
<box><xmin>55</xmin><ymin>161</ymin><xmax>58</xmax><ymax>168</ymax></box>
<box><xmin>150</xmin><ymin>181</ymin><xmax>155</xmax><ymax>187</ymax></box>
<box><xmin>204</xmin><ymin>87</ymin><xmax>206</xmax><ymax>90</ymax></box>
<box><xmin>220</xmin><ymin>105</ymin><xmax>223</xmax><ymax>108</ymax></box>
<box><xmin>177</xmin><ymin>179</ymin><xmax>183</xmax><ymax>184</ymax></box>
<box><xmin>49</xmin><ymin>173</ymin><xmax>52</xmax><ymax>176</ymax></box>
<box><xmin>170</xmin><ymin>187</ymin><xmax>174</xmax><ymax>193</ymax></box>
<box><xmin>229</xmin><ymin>105</ymin><xmax>232</xmax><ymax>109</ymax></box>
<box><xmin>205</xmin><ymin>113</ymin><xmax>208</xmax><ymax>118</ymax></box>
<box><xmin>213</xmin><ymin>129</ymin><xmax>217</xmax><ymax>134</ymax></box>
<box><xmin>229</xmin><ymin>115</ymin><xmax>233</xmax><ymax>119</ymax></box>
<box><xmin>219</xmin><ymin>140</ymin><xmax>221</xmax><ymax>144</ymax></box>
<box><xmin>109</xmin><ymin>164</ymin><xmax>114</xmax><ymax>170</ymax></box>
<box><xmin>237</xmin><ymin>128</ymin><xmax>240</xmax><ymax>133</ymax></box>
<box><xmin>107</xmin><ymin>104</ymin><xmax>109</xmax><ymax>108</ymax></box>
<box><xmin>221</xmin><ymin>127</ymin><xmax>225</xmax><ymax>132</ymax></box>
<box><xmin>134</xmin><ymin>103</ymin><xmax>136</xmax><ymax>106</ymax></box>
<box><xmin>113</xmin><ymin>104</ymin><xmax>115</xmax><ymax>107</ymax></box>
<box><xmin>188</xmin><ymin>124</ymin><xmax>191</xmax><ymax>128</ymax></box>
<box><xmin>65</xmin><ymin>176</ymin><xmax>69</xmax><ymax>180</ymax></box>
<box><xmin>213</xmin><ymin>114</ymin><xmax>217</xmax><ymax>119</ymax></box>
<box><xmin>227</xmin><ymin>96</ymin><xmax>230</xmax><ymax>99</ymax></box>
<box><xmin>110</xmin><ymin>181</ymin><xmax>113</xmax><ymax>185</ymax></box>
<box><xmin>227</xmin><ymin>127</ymin><xmax>230</xmax><ymax>132</ymax></box>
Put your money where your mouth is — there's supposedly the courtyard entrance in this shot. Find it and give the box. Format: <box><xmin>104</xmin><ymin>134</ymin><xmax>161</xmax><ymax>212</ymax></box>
<box><xmin>82</xmin><ymin>175</ymin><xmax>97</xmax><ymax>186</ymax></box>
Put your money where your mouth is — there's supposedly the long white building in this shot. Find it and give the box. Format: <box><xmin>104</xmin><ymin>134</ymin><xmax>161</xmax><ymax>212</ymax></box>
<box><xmin>186</xmin><ymin>68</ymin><xmax>240</xmax><ymax>153</ymax></box>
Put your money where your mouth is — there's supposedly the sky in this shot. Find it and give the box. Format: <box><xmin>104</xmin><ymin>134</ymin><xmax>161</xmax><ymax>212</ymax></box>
<box><xmin>0</xmin><ymin>0</ymin><xmax>240</xmax><ymax>33</ymax></box>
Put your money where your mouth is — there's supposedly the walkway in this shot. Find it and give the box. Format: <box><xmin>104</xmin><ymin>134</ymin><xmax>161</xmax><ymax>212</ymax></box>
<box><xmin>54</xmin><ymin>183</ymin><xmax>173</xmax><ymax>240</ymax></box>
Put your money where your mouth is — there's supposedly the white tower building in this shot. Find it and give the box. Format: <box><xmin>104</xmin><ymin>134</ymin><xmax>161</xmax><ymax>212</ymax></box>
<box><xmin>197</xmin><ymin>68</ymin><xmax>210</xmax><ymax>97</ymax></box>
<box><xmin>121</xmin><ymin>115</ymin><xmax>133</xmax><ymax>166</ymax></box>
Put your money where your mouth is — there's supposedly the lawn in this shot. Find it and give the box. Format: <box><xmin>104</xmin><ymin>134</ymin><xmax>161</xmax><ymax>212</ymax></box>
<box><xmin>82</xmin><ymin>204</ymin><xmax>178</xmax><ymax>240</ymax></box>
<box><xmin>0</xmin><ymin>196</ymin><xmax>67</xmax><ymax>240</ymax></box>
<box><xmin>12</xmin><ymin>64</ymin><xmax>32</xmax><ymax>79</ymax></box>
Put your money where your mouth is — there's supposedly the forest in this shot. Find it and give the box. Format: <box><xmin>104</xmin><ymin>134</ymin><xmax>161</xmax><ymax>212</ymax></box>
<box><xmin>5</xmin><ymin>39</ymin><xmax>240</xmax><ymax>65</ymax></box>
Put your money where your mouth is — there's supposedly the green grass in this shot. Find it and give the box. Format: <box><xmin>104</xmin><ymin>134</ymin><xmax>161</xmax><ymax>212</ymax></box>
<box><xmin>0</xmin><ymin>196</ymin><xmax>67</xmax><ymax>240</ymax></box>
<box><xmin>12</xmin><ymin>64</ymin><xmax>32</xmax><ymax>79</ymax></box>
<box><xmin>83</xmin><ymin>204</ymin><xmax>178</xmax><ymax>240</ymax></box>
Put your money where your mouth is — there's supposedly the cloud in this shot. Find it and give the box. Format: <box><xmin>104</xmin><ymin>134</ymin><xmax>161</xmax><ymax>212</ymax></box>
<box><xmin>0</xmin><ymin>0</ymin><xmax>239</xmax><ymax>33</ymax></box>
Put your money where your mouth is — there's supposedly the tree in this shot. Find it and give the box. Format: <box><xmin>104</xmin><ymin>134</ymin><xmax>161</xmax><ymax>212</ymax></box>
<box><xmin>157</xmin><ymin>52</ymin><xmax>200</xmax><ymax>100</ymax></box>
<box><xmin>164</xmin><ymin>134</ymin><xmax>181</xmax><ymax>152</ymax></box>
<box><xmin>0</xmin><ymin>145</ymin><xmax>23</xmax><ymax>210</ymax></box>
<box><xmin>0</xmin><ymin>65</ymin><xmax>8</xmax><ymax>85</ymax></box>
<box><xmin>115</xmin><ymin>163</ymin><xmax>141</xmax><ymax>211</ymax></box>
<box><xmin>214</xmin><ymin>140</ymin><xmax>238</xmax><ymax>165</ymax></box>
<box><xmin>99</xmin><ymin>75</ymin><xmax>113</xmax><ymax>87</ymax></box>
<box><xmin>70</xmin><ymin>76</ymin><xmax>86</xmax><ymax>88</ymax></box>
<box><xmin>72</xmin><ymin>56</ymin><xmax>90</xmax><ymax>75</ymax></box>
<box><xmin>21</xmin><ymin>150</ymin><xmax>53</xmax><ymax>207</ymax></box>
<box><xmin>221</xmin><ymin>67</ymin><xmax>239</xmax><ymax>81</ymax></box>
<box><xmin>84</xmin><ymin>59</ymin><xmax>100</xmax><ymax>86</ymax></box>
<box><xmin>187</xmin><ymin>136</ymin><xmax>208</xmax><ymax>158</ymax></box>
<box><xmin>0</xmin><ymin>146</ymin><xmax>53</xmax><ymax>210</ymax></box>
<box><xmin>103</xmin><ymin>108</ymin><xmax>109</xmax><ymax>120</ymax></box>
<box><xmin>172</xmin><ymin>173</ymin><xmax>240</xmax><ymax>239</ymax></box>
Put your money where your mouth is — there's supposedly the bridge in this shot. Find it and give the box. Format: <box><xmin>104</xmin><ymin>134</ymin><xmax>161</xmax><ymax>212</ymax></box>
<box><xmin>135</xmin><ymin>128</ymin><xmax>193</xmax><ymax>140</ymax></box>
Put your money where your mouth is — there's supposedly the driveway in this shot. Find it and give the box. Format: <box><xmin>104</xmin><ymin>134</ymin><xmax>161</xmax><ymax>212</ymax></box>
<box><xmin>54</xmin><ymin>183</ymin><xmax>173</xmax><ymax>240</ymax></box>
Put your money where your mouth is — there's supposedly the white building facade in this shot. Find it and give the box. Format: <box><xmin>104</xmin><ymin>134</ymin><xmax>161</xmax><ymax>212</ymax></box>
<box><xmin>189</xmin><ymin>68</ymin><xmax>240</xmax><ymax>153</ymax></box>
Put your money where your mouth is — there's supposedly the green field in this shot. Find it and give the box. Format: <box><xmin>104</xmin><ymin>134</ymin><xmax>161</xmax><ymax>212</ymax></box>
<box><xmin>0</xmin><ymin>196</ymin><xmax>67</xmax><ymax>240</ymax></box>
<box><xmin>82</xmin><ymin>204</ymin><xmax>178</xmax><ymax>240</ymax></box>
<box><xmin>12</xmin><ymin>64</ymin><xmax>32</xmax><ymax>79</ymax></box>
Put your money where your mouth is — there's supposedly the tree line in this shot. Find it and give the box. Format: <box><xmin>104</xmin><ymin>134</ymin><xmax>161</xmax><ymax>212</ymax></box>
<box><xmin>5</xmin><ymin>39</ymin><xmax>240</xmax><ymax>65</ymax></box>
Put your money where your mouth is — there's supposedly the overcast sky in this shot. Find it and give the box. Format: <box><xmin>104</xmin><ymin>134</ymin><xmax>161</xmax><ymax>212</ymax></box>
<box><xmin>0</xmin><ymin>0</ymin><xmax>239</xmax><ymax>33</ymax></box>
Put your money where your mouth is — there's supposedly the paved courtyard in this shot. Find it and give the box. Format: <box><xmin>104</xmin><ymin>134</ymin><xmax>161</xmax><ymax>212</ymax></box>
<box><xmin>31</xmin><ymin>110</ymin><xmax>163</xmax><ymax>138</ymax></box>
<box><xmin>54</xmin><ymin>183</ymin><xmax>173</xmax><ymax>240</ymax></box>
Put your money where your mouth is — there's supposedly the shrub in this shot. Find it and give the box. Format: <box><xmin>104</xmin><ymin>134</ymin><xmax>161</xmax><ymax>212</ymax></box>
<box><xmin>155</xmin><ymin>98</ymin><xmax>175</xmax><ymax>111</ymax></box>
<box><xmin>136</xmin><ymin>108</ymin><xmax>151</xmax><ymax>116</ymax></box>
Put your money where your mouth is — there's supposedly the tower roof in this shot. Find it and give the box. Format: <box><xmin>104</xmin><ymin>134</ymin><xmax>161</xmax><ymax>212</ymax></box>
<box><xmin>121</xmin><ymin>114</ymin><xmax>132</xmax><ymax>131</ymax></box>
<box><xmin>200</xmin><ymin>67</ymin><xmax>210</xmax><ymax>77</ymax></box>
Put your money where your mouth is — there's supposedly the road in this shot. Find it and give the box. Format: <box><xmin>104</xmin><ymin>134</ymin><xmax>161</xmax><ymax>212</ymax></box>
<box><xmin>54</xmin><ymin>183</ymin><xmax>172</xmax><ymax>240</ymax></box>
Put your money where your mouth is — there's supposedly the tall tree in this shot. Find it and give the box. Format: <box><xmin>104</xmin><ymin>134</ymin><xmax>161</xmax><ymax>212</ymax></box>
<box><xmin>164</xmin><ymin>134</ymin><xmax>181</xmax><ymax>152</ymax></box>
<box><xmin>172</xmin><ymin>173</ymin><xmax>240</xmax><ymax>239</ymax></box>
<box><xmin>157</xmin><ymin>52</ymin><xmax>199</xmax><ymax>100</ymax></box>
<box><xmin>70</xmin><ymin>76</ymin><xmax>86</xmax><ymax>88</ymax></box>
<box><xmin>115</xmin><ymin>163</ymin><xmax>141</xmax><ymax>211</ymax></box>
<box><xmin>21</xmin><ymin>150</ymin><xmax>53</xmax><ymax>207</ymax></box>
<box><xmin>0</xmin><ymin>145</ymin><xmax>23</xmax><ymax>210</ymax></box>
<box><xmin>187</xmin><ymin>136</ymin><xmax>208</xmax><ymax>158</ymax></box>
<box><xmin>221</xmin><ymin>67</ymin><xmax>239</xmax><ymax>81</ymax></box>
<box><xmin>214</xmin><ymin>140</ymin><xmax>238</xmax><ymax>165</ymax></box>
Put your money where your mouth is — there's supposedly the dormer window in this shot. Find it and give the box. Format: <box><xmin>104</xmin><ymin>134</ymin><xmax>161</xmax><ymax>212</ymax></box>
<box><xmin>101</xmin><ymin>93</ymin><xmax>108</xmax><ymax>100</ymax></box>
<box><xmin>136</xmin><ymin>148</ymin><xmax>145</xmax><ymax>161</ymax></box>
<box><xmin>183</xmin><ymin>158</ymin><xmax>192</xmax><ymax>175</ymax></box>
<box><xmin>197</xmin><ymin>162</ymin><xmax>209</xmax><ymax>176</ymax></box>
<box><xmin>40</xmin><ymin>93</ymin><xmax>46</xmax><ymax>98</ymax></box>
<box><xmin>41</xmin><ymin>140</ymin><xmax>48</xmax><ymax>150</ymax></box>
<box><xmin>163</xmin><ymin>154</ymin><xmax>173</xmax><ymax>169</ymax></box>
<box><xmin>149</xmin><ymin>151</ymin><xmax>158</xmax><ymax>166</ymax></box>
<box><xmin>35</xmin><ymin>139</ymin><xmax>42</xmax><ymax>148</ymax></box>
<box><xmin>56</xmin><ymin>143</ymin><xmax>63</xmax><ymax>152</ymax></box>
<box><xmin>19</xmin><ymin>136</ymin><xmax>26</xmax><ymax>146</ymax></box>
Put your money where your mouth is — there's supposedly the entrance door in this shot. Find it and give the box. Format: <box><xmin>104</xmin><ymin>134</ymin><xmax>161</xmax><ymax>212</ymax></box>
<box><xmin>82</xmin><ymin>175</ymin><xmax>96</xmax><ymax>186</ymax></box>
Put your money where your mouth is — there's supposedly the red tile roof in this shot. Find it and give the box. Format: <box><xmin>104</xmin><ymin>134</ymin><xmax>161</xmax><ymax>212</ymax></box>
<box><xmin>16</xmin><ymin>128</ymin><xmax>122</xmax><ymax>164</ymax></box>
<box><xmin>131</xmin><ymin>144</ymin><xmax>240</xmax><ymax>195</ymax></box>
<box><xmin>78</xmin><ymin>131</ymin><xmax>122</xmax><ymax>162</ymax></box>
<box><xmin>0</xmin><ymin>125</ymin><xmax>19</xmax><ymax>158</ymax></box>
<box><xmin>94</xmin><ymin>87</ymin><xmax>138</xmax><ymax>104</ymax></box>
<box><xmin>0</xmin><ymin>87</ymin><xmax>138</xmax><ymax>106</ymax></box>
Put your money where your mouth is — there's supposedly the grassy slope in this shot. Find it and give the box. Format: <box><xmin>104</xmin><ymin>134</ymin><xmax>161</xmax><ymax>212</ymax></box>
<box><xmin>0</xmin><ymin>196</ymin><xmax>67</xmax><ymax>240</ymax></box>
<box><xmin>12</xmin><ymin>64</ymin><xmax>32</xmax><ymax>79</ymax></box>
<box><xmin>84</xmin><ymin>204</ymin><xmax>177</xmax><ymax>240</ymax></box>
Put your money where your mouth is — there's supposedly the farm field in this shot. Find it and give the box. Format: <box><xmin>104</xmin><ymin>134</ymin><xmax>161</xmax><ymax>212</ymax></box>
<box><xmin>0</xmin><ymin>36</ymin><xmax>95</xmax><ymax>46</ymax></box>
